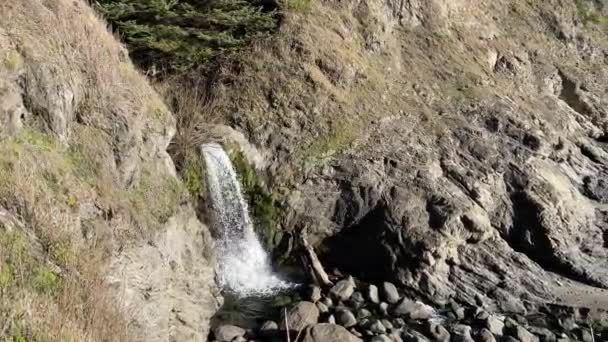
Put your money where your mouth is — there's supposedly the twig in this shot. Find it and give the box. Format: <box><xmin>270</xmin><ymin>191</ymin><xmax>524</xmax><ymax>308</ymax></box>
<box><xmin>299</xmin><ymin>229</ymin><xmax>333</xmax><ymax>287</ymax></box>
<box><xmin>284</xmin><ymin>307</ymin><xmax>291</xmax><ymax>342</ymax></box>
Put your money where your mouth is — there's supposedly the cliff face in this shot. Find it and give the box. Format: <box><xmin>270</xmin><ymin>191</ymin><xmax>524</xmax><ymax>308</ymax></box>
<box><xmin>210</xmin><ymin>0</ymin><xmax>608</xmax><ymax>313</ymax></box>
<box><xmin>0</xmin><ymin>0</ymin><xmax>217</xmax><ymax>340</ymax></box>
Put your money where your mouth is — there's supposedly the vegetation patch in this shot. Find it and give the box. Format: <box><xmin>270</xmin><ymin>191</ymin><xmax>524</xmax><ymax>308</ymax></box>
<box><xmin>95</xmin><ymin>0</ymin><xmax>280</xmax><ymax>72</ymax></box>
<box><xmin>575</xmin><ymin>0</ymin><xmax>608</xmax><ymax>27</ymax></box>
<box><xmin>227</xmin><ymin>145</ymin><xmax>283</xmax><ymax>250</ymax></box>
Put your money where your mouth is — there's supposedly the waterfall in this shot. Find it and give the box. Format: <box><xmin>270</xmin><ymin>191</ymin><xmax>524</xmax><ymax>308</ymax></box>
<box><xmin>201</xmin><ymin>143</ymin><xmax>291</xmax><ymax>296</ymax></box>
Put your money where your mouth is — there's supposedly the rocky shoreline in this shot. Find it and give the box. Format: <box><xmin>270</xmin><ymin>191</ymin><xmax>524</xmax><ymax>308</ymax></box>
<box><xmin>210</xmin><ymin>276</ymin><xmax>606</xmax><ymax>342</ymax></box>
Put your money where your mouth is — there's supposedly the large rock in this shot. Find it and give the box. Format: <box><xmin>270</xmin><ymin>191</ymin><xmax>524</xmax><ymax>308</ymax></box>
<box><xmin>281</xmin><ymin>301</ymin><xmax>320</xmax><ymax>331</ymax></box>
<box><xmin>485</xmin><ymin>316</ymin><xmax>505</xmax><ymax>336</ymax></box>
<box><xmin>451</xmin><ymin>324</ymin><xmax>474</xmax><ymax>342</ymax></box>
<box><xmin>426</xmin><ymin>321</ymin><xmax>450</xmax><ymax>342</ymax></box>
<box><xmin>382</xmin><ymin>282</ymin><xmax>400</xmax><ymax>304</ymax></box>
<box><xmin>335</xmin><ymin>308</ymin><xmax>357</xmax><ymax>328</ymax></box>
<box><xmin>300</xmin><ymin>324</ymin><xmax>362</xmax><ymax>342</ymax></box>
<box><xmin>367</xmin><ymin>284</ymin><xmax>380</xmax><ymax>304</ymax></box>
<box><xmin>330</xmin><ymin>279</ymin><xmax>355</xmax><ymax>301</ymax></box>
<box><xmin>391</xmin><ymin>299</ymin><xmax>434</xmax><ymax>320</ymax></box>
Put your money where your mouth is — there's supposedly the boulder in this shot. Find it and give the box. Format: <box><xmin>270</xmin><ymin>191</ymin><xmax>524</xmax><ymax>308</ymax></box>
<box><xmin>316</xmin><ymin>302</ymin><xmax>330</xmax><ymax>314</ymax></box>
<box><xmin>451</xmin><ymin>324</ymin><xmax>474</xmax><ymax>342</ymax></box>
<box><xmin>281</xmin><ymin>301</ymin><xmax>320</xmax><ymax>331</ymax></box>
<box><xmin>214</xmin><ymin>325</ymin><xmax>246</xmax><ymax>342</ymax></box>
<box><xmin>485</xmin><ymin>316</ymin><xmax>504</xmax><ymax>336</ymax></box>
<box><xmin>528</xmin><ymin>327</ymin><xmax>556</xmax><ymax>342</ymax></box>
<box><xmin>368</xmin><ymin>284</ymin><xmax>380</xmax><ymax>304</ymax></box>
<box><xmin>478</xmin><ymin>328</ymin><xmax>497</xmax><ymax>342</ymax></box>
<box><xmin>300</xmin><ymin>324</ymin><xmax>362</xmax><ymax>342</ymax></box>
<box><xmin>382</xmin><ymin>282</ymin><xmax>400</xmax><ymax>304</ymax></box>
<box><xmin>309</xmin><ymin>286</ymin><xmax>322</xmax><ymax>302</ymax></box>
<box><xmin>336</xmin><ymin>308</ymin><xmax>357</xmax><ymax>328</ymax></box>
<box><xmin>426</xmin><ymin>321</ymin><xmax>450</xmax><ymax>342</ymax></box>
<box><xmin>402</xmin><ymin>330</ymin><xmax>430</xmax><ymax>342</ymax></box>
<box><xmin>330</xmin><ymin>279</ymin><xmax>355</xmax><ymax>301</ymax></box>
<box><xmin>369</xmin><ymin>320</ymin><xmax>387</xmax><ymax>334</ymax></box>
<box><xmin>505</xmin><ymin>323</ymin><xmax>539</xmax><ymax>342</ymax></box>
<box><xmin>391</xmin><ymin>299</ymin><xmax>434</xmax><ymax>320</ymax></box>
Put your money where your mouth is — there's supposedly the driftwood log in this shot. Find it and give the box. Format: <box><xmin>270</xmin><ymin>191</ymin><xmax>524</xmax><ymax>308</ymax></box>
<box><xmin>299</xmin><ymin>229</ymin><xmax>333</xmax><ymax>288</ymax></box>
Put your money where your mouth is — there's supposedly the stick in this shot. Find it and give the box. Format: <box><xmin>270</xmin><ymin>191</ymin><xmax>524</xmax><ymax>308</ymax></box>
<box><xmin>299</xmin><ymin>229</ymin><xmax>333</xmax><ymax>287</ymax></box>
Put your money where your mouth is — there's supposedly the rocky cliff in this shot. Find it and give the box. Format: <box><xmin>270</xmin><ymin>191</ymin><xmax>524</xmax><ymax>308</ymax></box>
<box><xmin>0</xmin><ymin>0</ymin><xmax>217</xmax><ymax>340</ymax></box>
<box><xmin>209</xmin><ymin>0</ymin><xmax>608</xmax><ymax>314</ymax></box>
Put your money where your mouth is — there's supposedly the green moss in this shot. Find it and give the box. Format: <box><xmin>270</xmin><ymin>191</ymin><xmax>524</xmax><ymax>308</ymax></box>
<box><xmin>3</xmin><ymin>50</ymin><xmax>23</xmax><ymax>71</ymax></box>
<box><xmin>130</xmin><ymin>167</ymin><xmax>184</xmax><ymax>228</ymax></box>
<box><xmin>228</xmin><ymin>146</ymin><xmax>282</xmax><ymax>249</ymax></box>
<box><xmin>0</xmin><ymin>261</ymin><xmax>14</xmax><ymax>289</ymax></box>
<box><xmin>283</xmin><ymin>0</ymin><xmax>311</xmax><ymax>12</ymax></box>
<box><xmin>576</xmin><ymin>0</ymin><xmax>608</xmax><ymax>28</ymax></box>
<box><xmin>183</xmin><ymin>153</ymin><xmax>205</xmax><ymax>196</ymax></box>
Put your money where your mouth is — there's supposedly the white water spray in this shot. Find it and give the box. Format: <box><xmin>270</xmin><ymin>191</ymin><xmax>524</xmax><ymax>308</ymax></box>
<box><xmin>201</xmin><ymin>143</ymin><xmax>291</xmax><ymax>296</ymax></box>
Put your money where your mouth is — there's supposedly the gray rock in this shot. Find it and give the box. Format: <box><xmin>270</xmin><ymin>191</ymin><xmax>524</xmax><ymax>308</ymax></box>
<box><xmin>368</xmin><ymin>284</ymin><xmax>380</xmax><ymax>304</ymax></box>
<box><xmin>579</xmin><ymin>329</ymin><xmax>593</xmax><ymax>342</ymax></box>
<box><xmin>371</xmin><ymin>335</ymin><xmax>393</xmax><ymax>342</ymax></box>
<box><xmin>370</xmin><ymin>320</ymin><xmax>387</xmax><ymax>334</ymax></box>
<box><xmin>477</xmin><ymin>328</ymin><xmax>496</xmax><ymax>342</ymax></box>
<box><xmin>528</xmin><ymin>326</ymin><xmax>556</xmax><ymax>342</ymax></box>
<box><xmin>336</xmin><ymin>308</ymin><xmax>357</xmax><ymax>328</ymax></box>
<box><xmin>214</xmin><ymin>325</ymin><xmax>246</xmax><ymax>342</ymax></box>
<box><xmin>485</xmin><ymin>316</ymin><xmax>504</xmax><ymax>336</ymax></box>
<box><xmin>259</xmin><ymin>320</ymin><xmax>278</xmax><ymax>333</ymax></box>
<box><xmin>309</xmin><ymin>286</ymin><xmax>322</xmax><ymax>302</ymax></box>
<box><xmin>281</xmin><ymin>301</ymin><xmax>320</xmax><ymax>331</ymax></box>
<box><xmin>381</xmin><ymin>319</ymin><xmax>393</xmax><ymax>330</ymax></box>
<box><xmin>232</xmin><ymin>337</ymin><xmax>246</xmax><ymax>342</ymax></box>
<box><xmin>350</xmin><ymin>291</ymin><xmax>365</xmax><ymax>307</ymax></box>
<box><xmin>474</xmin><ymin>308</ymin><xmax>490</xmax><ymax>321</ymax></box>
<box><xmin>393</xmin><ymin>318</ymin><xmax>406</xmax><ymax>329</ymax></box>
<box><xmin>451</xmin><ymin>324</ymin><xmax>474</xmax><ymax>342</ymax></box>
<box><xmin>300</xmin><ymin>324</ymin><xmax>362</xmax><ymax>342</ymax></box>
<box><xmin>426</xmin><ymin>321</ymin><xmax>450</xmax><ymax>342</ymax></box>
<box><xmin>382</xmin><ymin>282</ymin><xmax>400</xmax><ymax>304</ymax></box>
<box><xmin>316</xmin><ymin>302</ymin><xmax>329</xmax><ymax>314</ymax></box>
<box><xmin>330</xmin><ymin>279</ymin><xmax>355</xmax><ymax>301</ymax></box>
<box><xmin>321</xmin><ymin>297</ymin><xmax>334</xmax><ymax>308</ymax></box>
<box><xmin>391</xmin><ymin>299</ymin><xmax>434</xmax><ymax>320</ymax></box>
<box><xmin>357</xmin><ymin>308</ymin><xmax>372</xmax><ymax>320</ymax></box>
<box><xmin>327</xmin><ymin>315</ymin><xmax>336</xmax><ymax>324</ymax></box>
<box><xmin>379</xmin><ymin>302</ymin><xmax>389</xmax><ymax>315</ymax></box>
<box><xmin>390</xmin><ymin>332</ymin><xmax>404</xmax><ymax>342</ymax></box>
<box><xmin>505</xmin><ymin>323</ymin><xmax>539</xmax><ymax>342</ymax></box>
<box><xmin>402</xmin><ymin>330</ymin><xmax>430</xmax><ymax>342</ymax></box>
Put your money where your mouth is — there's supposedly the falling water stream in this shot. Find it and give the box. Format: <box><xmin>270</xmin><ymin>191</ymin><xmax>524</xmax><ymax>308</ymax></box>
<box><xmin>201</xmin><ymin>143</ymin><xmax>291</xmax><ymax>297</ymax></box>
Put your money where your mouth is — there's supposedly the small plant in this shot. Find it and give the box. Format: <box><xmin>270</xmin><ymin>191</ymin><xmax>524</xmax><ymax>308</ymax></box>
<box><xmin>31</xmin><ymin>266</ymin><xmax>59</xmax><ymax>294</ymax></box>
<box><xmin>283</xmin><ymin>0</ymin><xmax>311</xmax><ymax>12</ymax></box>
<box><xmin>0</xmin><ymin>261</ymin><xmax>14</xmax><ymax>289</ymax></box>
<box><xmin>3</xmin><ymin>50</ymin><xmax>23</xmax><ymax>71</ymax></box>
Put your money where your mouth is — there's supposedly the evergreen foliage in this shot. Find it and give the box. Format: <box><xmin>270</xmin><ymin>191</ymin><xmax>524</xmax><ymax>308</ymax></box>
<box><xmin>95</xmin><ymin>0</ymin><xmax>278</xmax><ymax>72</ymax></box>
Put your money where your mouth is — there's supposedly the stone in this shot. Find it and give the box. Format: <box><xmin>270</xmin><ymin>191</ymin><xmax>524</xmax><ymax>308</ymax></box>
<box><xmin>402</xmin><ymin>330</ymin><xmax>430</xmax><ymax>342</ymax></box>
<box><xmin>321</xmin><ymin>297</ymin><xmax>334</xmax><ymax>308</ymax></box>
<box><xmin>485</xmin><ymin>316</ymin><xmax>504</xmax><ymax>336</ymax></box>
<box><xmin>381</xmin><ymin>319</ymin><xmax>393</xmax><ymax>330</ymax></box>
<box><xmin>350</xmin><ymin>291</ymin><xmax>365</xmax><ymax>306</ymax></box>
<box><xmin>451</xmin><ymin>324</ymin><xmax>474</xmax><ymax>342</ymax></box>
<box><xmin>379</xmin><ymin>302</ymin><xmax>389</xmax><ymax>315</ymax></box>
<box><xmin>390</xmin><ymin>332</ymin><xmax>404</xmax><ymax>342</ymax></box>
<box><xmin>426</xmin><ymin>321</ymin><xmax>450</xmax><ymax>342</ymax></box>
<box><xmin>505</xmin><ymin>323</ymin><xmax>539</xmax><ymax>342</ymax></box>
<box><xmin>382</xmin><ymin>282</ymin><xmax>400</xmax><ymax>304</ymax></box>
<box><xmin>316</xmin><ymin>302</ymin><xmax>329</xmax><ymax>314</ymax></box>
<box><xmin>528</xmin><ymin>326</ymin><xmax>556</xmax><ymax>342</ymax></box>
<box><xmin>336</xmin><ymin>308</ymin><xmax>357</xmax><ymax>328</ymax></box>
<box><xmin>477</xmin><ymin>328</ymin><xmax>496</xmax><ymax>342</ymax></box>
<box><xmin>368</xmin><ymin>284</ymin><xmax>380</xmax><ymax>304</ymax></box>
<box><xmin>281</xmin><ymin>301</ymin><xmax>320</xmax><ymax>331</ymax></box>
<box><xmin>370</xmin><ymin>320</ymin><xmax>387</xmax><ymax>334</ymax></box>
<box><xmin>327</xmin><ymin>315</ymin><xmax>336</xmax><ymax>324</ymax></box>
<box><xmin>474</xmin><ymin>308</ymin><xmax>490</xmax><ymax>321</ymax></box>
<box><xmin>393</xmin><ymin>318</ymin><xmax>406</xmax><ymax>329</ymax></box>
<box><xmin>214</xmin><ymin>325</ymin><xmax>246</xmax><ymax>342</ymax></box>
<box><xmin>579</xmin><ymin>329</ymin><xmax>593</xmax><ymax>342</ymax></box>
<box><xmin>391</xmin><ymin>299</ymin><xmax>434</xmax><ymax>320</ymax></box>
<box><xmin>357</xmin><ymin>308</ymin><xmax>372</xmax><ymax>319</ymax></box>
<box><xmin>309</xmin><ymin>286</ymin><xmax>322</xmax><ymax>302</ymax></box>
<box><xmin>300</xmin><ymin>324</ymin><xmax>362</xmax><ymax>342</ymax></box>
<box><xmin>371</xmin><ymin>335</ymin><xmax>393</xmax><ymax>342</ymax></box>
<box><xmin>330</xmin><ymin>279</ymin><xmax>355</xmax><ymax>301</ymax></box>
<box><xmin>259</xmin><ymin>320</ymin><xmax>278</xmax><ymax>333</ymax></box>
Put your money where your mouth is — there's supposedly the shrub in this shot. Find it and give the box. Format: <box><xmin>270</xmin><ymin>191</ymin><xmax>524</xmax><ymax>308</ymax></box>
<box><xmin>95</xmin><ymin>0</ymin><xmax>279</xmax><ymax>72</ymax></box>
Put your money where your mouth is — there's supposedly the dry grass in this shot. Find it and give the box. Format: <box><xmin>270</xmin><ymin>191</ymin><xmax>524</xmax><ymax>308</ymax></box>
<box><xmin>0</xmin><ymin>0</ymin><xmax>185</xmax><ymax>340</ymax></box>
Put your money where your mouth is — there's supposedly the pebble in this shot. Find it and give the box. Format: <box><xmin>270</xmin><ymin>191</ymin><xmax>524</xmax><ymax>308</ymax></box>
<box><xmin>382</xmin><ymin>282</ymin><xmax>400</xmax><ymax>304</ymax></box>
<box><xmin>330</xmin><ymin>279</ymin><xmax>355</xmax><ymax>301</ymax></box>
<box><xmin>368</xmin><ymin>284</ymin><xmax>380</xmax><ymax>304</ymax></box>
<box><xmin>336</xmin><ymin>308</ymin><xmax>357</xmax><ymax>328</ymax></box>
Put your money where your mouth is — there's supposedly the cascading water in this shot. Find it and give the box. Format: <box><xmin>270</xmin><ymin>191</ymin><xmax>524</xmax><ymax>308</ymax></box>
<box><xmin>201</xmin><ymin>143</ymin><xmax>291</xmax><ymax>296</ymax></box>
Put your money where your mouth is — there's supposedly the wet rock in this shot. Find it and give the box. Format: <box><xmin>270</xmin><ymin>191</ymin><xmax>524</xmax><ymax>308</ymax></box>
<box><xmin>370</xmin><ymin>320</ymin><xmax>387</xmax><ymax>334</ymax></box>
<box><xmin>382</xmin><ymin>282</ymin><xmax>400</xmax><ymax>304</ymax></box>
<box><xmin>391</xmin><ymin>299</ymin><xmax>434</xmax><ymax>320</ymax></box>
<box><xmin>214</xmin><ymin>325</ymin><xmax>246</xmax><ymax>342</ymax></box>
<box><xmin>336</xmin><ymin>308</ymin><xmax>357</xmax><ymax>328</ymax></box>
<box><xmin>368</xmin><ymin>284</ymin><xmax>380</xmax><ymax>304</ymax></box>
<box><xmin>281</xmin><ymin>301</ymin><xmax>320</xmax><ymax>331</ymax></box>
<box><xmin>485</xmin><ymin>316</ymin><xmax>504</xmax><ymax>336</ymax></box>
<box><xmin>426</xmin><ymin>321</ymin><xmax>450</xmax><ymax>342</ymax></box>
<box><xmin>451</xmin><ymin>324</ymin><xmax>474</xmax><ymax>342</ymax></box>
<box><xmin>350</xmin><ymin>291</ymin><xmax>365</xmax><ymax>308</ymax></box>
<box><xmin>301</xmin><ymin>324</ymin><xmax>362</xmax><ymax>342</ymax></box>
<box><xmin>331</xmin><ymin>279</ymin><xmax>355</xmax><ymax>301</ymax></box>
<box><xmin>477</xmin><ymin>328</ymin><xmax>496</xmax><ymax>342</ymax></box>
<box><xmin>259</xmin><ymin>320</ymin><xmax>278</xmax><ymax>333</ymax></box>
